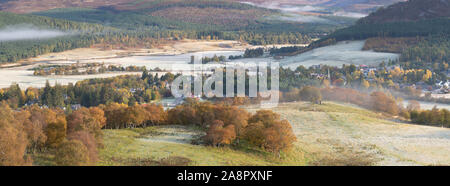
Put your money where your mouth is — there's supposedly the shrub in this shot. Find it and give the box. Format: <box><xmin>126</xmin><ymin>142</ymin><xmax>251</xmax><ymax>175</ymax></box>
<box><xmin>55</xmin><ymin>140</ymin><xmax>90</xmax><ymax>166</ymax></box>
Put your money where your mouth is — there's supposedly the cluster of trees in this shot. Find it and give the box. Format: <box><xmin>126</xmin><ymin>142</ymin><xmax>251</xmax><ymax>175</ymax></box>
<box><xmin>0</xmin><ymin>71</ymin><xmax>177</xmax><ymax>109</ymax></box>
<box><xmin>168</xmin><ymin>99</ymin><xmax>296</xmax><ymax>154</ymax></box>
<box><xmin>280</xmin><ymin>86</ymin><xmax>323</xmax><ymax>104</ymax></box>
<box><xmin>243</xmin><ymin>110</ymin><xmax>297</xmax><ymax>154</ymax></box>
<box><xmin>101</xmin><ymin>103</ymin><xmax>166</xmax><ymax>129</ymax></box>
<box><xmin>0</xmin><ymin>94</ymin><xmax>297</xmax><ymax>166</ymax></box>
<box><xmin>33</xmin><ymin>63</ymin><xmax>146</xmax><ymax>76</ymax></box>
<box><xmin>243</xmin><ymin>31</ymin><xmax>313</xmax><ymax>45</ymax></box>
<box><xmin>321</xmin><ymin>87</ymin><xmax>399</xmax><ymax>115</ymax></box>
<box><xmin>399</xmin><ymin>34</ymin><xmax>450</xmax><ymax>75</ymax></box>
<box><xmin>201</xmin><ymin>55</ymin><xmax>227</xmax><ymax>64</ymax></box>
<box><xmin>410</xmin><ymin>107</ymin><xmax>450</xmax><ymax>128</ymax></box>
<box><xmin>228</xmin><ymin>48</ymin><xmax>264</xmax><ymax>60</ymax></box>
<box><xmin>363</xmin><ymin>37</ymin><xmax>421</xmax><ymax>53</ymax></box>
<box><xmin>4</xmin><ymin>65</ymin><xmax>294</xmax><ymax>110</ymax></box>
<box><xmin>0</xmin><ymin>36</ymin><xmax>95</xmax><ymax>63</ymax></box>
<box><xmin>243</xmin><ymin>48</ymin><xmax>264</xmax><ymax>58</ymax></box>
<box><xmin>363</xmin><ymin>34</ymin><xmax>450</xmax><ymax>80</ymax></box>
<box><xmin>0</xmin><ymin>103</ymin><xmax>105</xmax><ymax>166</ymax></box>
<box><xmin>138</xmin><ymin>0</ymin><xmax>265</xmax><ymax>13</ymax></box>
<box><xmin>318</xmin><ymin>87</ymin><xmax>450</xmax><ymax>127</ymax></box>
<box><xmin>269</xmin><ymin>45</ymin><xmax>307</xmax><ymax>56</ymax></box>
<box><xmin>277</xmin><ymin>62</ymin><xmax>449</xmax><ymax>127</ymax></box>
<box><xmin>0</xmin><ymin>28</ymin><xmax>169</xmax><ymax>63</ymax></box>
<box><xmin>322</xmin><ymin>18</ymin><xmax>450</xmax><ymax>42</ymax></box>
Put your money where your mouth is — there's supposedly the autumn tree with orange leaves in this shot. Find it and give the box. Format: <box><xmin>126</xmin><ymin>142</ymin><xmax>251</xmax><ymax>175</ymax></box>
<box><xmin>204</xmin><ymin>120</ymin><xmax>236</xmax><ymax>146</ymax></box>
<box><xmin>0</xmin><ymin>103</ymin><xmax>31</xmax><ymax>166</ymax></box>
<box><xmin>244</xmin><ymin>110</ymin><xmax>297</xmax><ymax>155</ymax></box>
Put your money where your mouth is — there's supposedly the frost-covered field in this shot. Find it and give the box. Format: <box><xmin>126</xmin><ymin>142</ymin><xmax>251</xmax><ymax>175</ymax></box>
<box><xmin>246</xmin><ymin>102</ymin><xmax>450</xmax><ymax>166</ymax></box>
<box><xmin>279</xmin><ymin>40</ymin><xmax>400</xmax><ymax>69</ymax></box>
<box><xmin>0</xmin><ymin>40</ymin><xmax>399</xmax><ymax>88</ymax></box>
<box><xmin>90</xmin><ymin>40</ymin><xmax>399</xmax><ymax>70</ymax></box>
<box><xmin>0</xmin><ymin>69</ymin><xmax>141</xmax><ymax>89</ymax></box>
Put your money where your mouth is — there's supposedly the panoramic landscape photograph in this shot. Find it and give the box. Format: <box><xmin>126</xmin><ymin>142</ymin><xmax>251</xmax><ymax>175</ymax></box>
<box><xmin>0</xmin><ymin>0</ymin><xmax>449</xmax><ymax>172</ymax></box>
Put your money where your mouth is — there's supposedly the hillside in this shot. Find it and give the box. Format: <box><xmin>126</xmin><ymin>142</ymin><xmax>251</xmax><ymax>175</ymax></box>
<box><xmin>1</xmin><ymin>0</ymin><xmax>354</xmax><ymax>63</ymax></box>
<box><xmin>0</xmin><ymin>11</ymin><xmax>119</xmax><ymax>63</ymax></box>
<box><xmin>32</xmin><ymin>1</ymin><xmax>276</xmax><ymax>31</ymax></box>
<box><xmin>311</xmin><ymin>0</ymin><xmax>450</xmax><ymax>61</ymax></box>
<box><xmin>358</xmin><ymin>0</ymin><xmax>450</xmax><ymax>24</ymax></box>
<box><xmin>0</xmin><ymin>0</ymin><xmax>136</xmax><ymax>13</ymax></box>
<box><xmin>247</xmin><ymin>102</ymin><xmax>450</xmax><ymax>166</ymax></box>
<box><xmin>0</xmin><ymin>1</ymin><xmax>319</xmax><ymax>63</ymax></box>
<box><xmin>27</xmin><ymin>102</ymin><xmax>450</xmax><ymax>166</ymax></box>
<box><xmin>320</xmin><ymin>0</ymin><xmax>405</xmax><ymax>13</ymax></box>
<box><xmin>0</xmin><ymin>11</ymin><xmax>110</xmax><ymax>31</ymax></box>
<box><xmin>0</xmin><ymin>0</ymin><xmax>404</xmax><ymax>14</ymax></box>
<box><xmin>31</xmin><ymin>102</ymin><xmax>450</xmax><ymax>166</ymax></box>
<box><xmin>321</xmin><ymin>0</ymin><xmax>450</xmax><ymax>42</ymax></box>
<box><xmin>289</xmin><ymin>0</ymin><xmax>450</xmax><ymax>95</ymax></box>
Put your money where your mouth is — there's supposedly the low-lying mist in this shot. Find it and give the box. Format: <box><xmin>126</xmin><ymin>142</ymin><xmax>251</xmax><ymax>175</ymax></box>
<box><xmin>241</xmin><ymin>1</ymin><xmax>367</xmax><ymax>22</ymax></box>
<box><xmin>243</xmin><ymin>1</ymin><xmax>324</xmax><ymax>13</ymax></box>
<box><xmin>0</xmin><ymin>25</ymin><xmax>68</xmax><ymax>42</ymax></box>
<box><xmin>242</xmin><ymin>1</ymin><xmax>335</xmax><ymax>24</ymax></box>
<box><xmin>271</xmin><ymin>13</ymin><xmax>332</xmax><ymax>24</ymax></box>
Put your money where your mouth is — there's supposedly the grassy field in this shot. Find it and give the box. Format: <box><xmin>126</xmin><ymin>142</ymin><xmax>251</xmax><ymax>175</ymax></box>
<box><xmin>99</xmin><ymin>125</ymin><xmax>309</xmax><ymax>166</ymax></box>
<box><xmin>96</xmin><ymin>101</ymin><xmax>450</xmax><ymax>166</ymax></box>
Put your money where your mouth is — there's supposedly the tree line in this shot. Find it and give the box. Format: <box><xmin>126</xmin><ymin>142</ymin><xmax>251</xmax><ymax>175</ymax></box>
<box><xmin>167</xmin><ymin>99</ymin><xmax>296</xmax><ymax>154</ymax></box>
<box><xmin>0</xmin><ymin>96</ymin><xmax>297</xmax><ymax>165</ymax></box>
<box><xmin>33</xmin><ymin>63</ymin><xmax>146</xmax><ymax>76</ymax></box>
<box><xmin>319</xmin><ymin>87</ymin><xmax>450</xmax><ymax>127</ymax></box>
<box><xmin>279</xmin><ymin>85</ymin><xmax>449</xmax><ymax>128</ymax></box>
<box><xmin>0</xmin><ymin>71</ymin><xmax>177</xmax><ymax>109</ymax></box>
<box><xmin>0</xmin><ymin>103</ymin><xmax>105</xmax><ymax>165</ymax></box>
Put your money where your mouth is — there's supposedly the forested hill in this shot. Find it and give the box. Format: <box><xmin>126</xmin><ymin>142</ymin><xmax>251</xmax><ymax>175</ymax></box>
<box><xmin>0</xmin><ymin>11</ymin><xmax>112</xmax><ymax>32</ymax></box>
<box><xmin>0</xmin><ymin>12</ymin><xmax>157</xmax><ymax>63</ymax></box>
<box><xmin>318</xmin><ymin>0</ymin><xmax>450</xmax><ymax>42</ymax></box>
<box><xmin>0</xmin><ymin>0</ymin><xmax>137</xmax><ymax>13</ymax></box>
<box><xmin>304</xmin><ymin>0</ymin><xmax>450</xmax><ymax>77</ymax></box>
<box><xmin>0</xmin><ymin>12</ymin><xmax>109</xmax><ymax>63</ymax></box>
<box><xmin>358</xmin><ymin>0</ymin><xmax>450</xmax><ymax>24</ymax></box>
<box><xmin>1</xmin><ymin>0</ymin><xmax>353</xmax><ymax>63</ymax></box>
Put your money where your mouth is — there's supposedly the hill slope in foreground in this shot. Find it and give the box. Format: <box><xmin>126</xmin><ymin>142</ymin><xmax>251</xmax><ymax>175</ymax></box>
<box><xmin>33</xmin><ymin>102</ymin><xmax>448</xmax><ymax>166</ymax></box>
<box><xmin>259</xmin><ymin>102</ymin><xmax>450</xmax><ymax>166</ymax></box>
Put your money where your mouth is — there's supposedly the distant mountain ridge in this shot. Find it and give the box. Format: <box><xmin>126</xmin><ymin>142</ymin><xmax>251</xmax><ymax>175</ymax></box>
<box><xmin>358</xmin><ymin>0</ymin><xmax>450</xmax><ymax>24</ymax></box>
<box><xmin>0</xmin><ymin>0</ymin><xmax>405</xmax><ymax>14</ymax></box>
<box><xmin>0</xmin><ymin>0</ymin><xmax>136</xmax><ymax>13</ymax></box>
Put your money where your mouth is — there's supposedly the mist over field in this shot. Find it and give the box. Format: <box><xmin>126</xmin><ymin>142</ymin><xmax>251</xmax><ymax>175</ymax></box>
<box><xmin>333</xmin><ymin>11</ymin><xmax>367</xmax><ymax>18</ymax></box>
<box><xmin>242</xmin><ymin>1</ymin><xmax>367</xmax><ymax>20</ymax></box>
<box><xmin>269</xmin><ymin>13</ymin><xmax>331</xmax><ymax>23</ymax></box>
<box><xmin>243</xmin><ymin>1</ymin><xmax>323</xmax><ymax>12</ymax></box>
<box><xmin>242</xmin><ymin>1</ymin><xmax>331</xmax><ymax>23</ymax></box>
<box><xmin>0</xmin><ymin>25</ymin><xmax>67</xmax><ymax>42</ymax></box>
